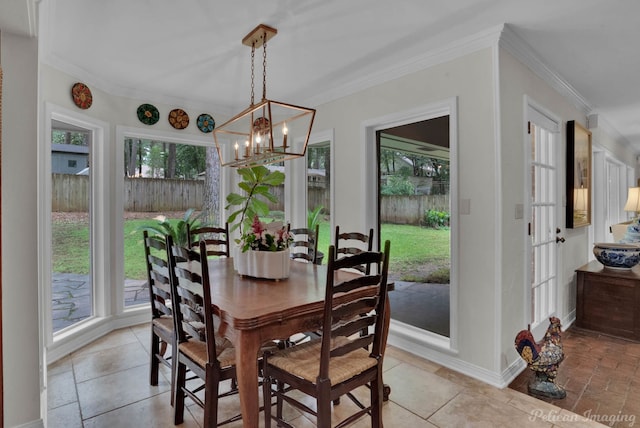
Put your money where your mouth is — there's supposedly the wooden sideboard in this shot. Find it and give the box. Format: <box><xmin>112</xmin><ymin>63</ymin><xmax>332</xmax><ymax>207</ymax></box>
<box><xmin>576</xmin><ymin>261</ymin><xmax>640</xmax><ymax>341</ymax></box>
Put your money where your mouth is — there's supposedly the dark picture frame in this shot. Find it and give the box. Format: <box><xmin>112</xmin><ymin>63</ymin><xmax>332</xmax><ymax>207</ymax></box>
<box><xmin>566</xmin><ymin>120</ymin><xmax>592</xmax><ymax>228</ymax></box>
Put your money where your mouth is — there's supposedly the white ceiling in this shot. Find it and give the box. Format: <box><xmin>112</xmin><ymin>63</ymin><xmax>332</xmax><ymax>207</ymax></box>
<box><xmin>3</xmin><ymin>0</ymin><xmax>640</xmax><ymax>151</ymax></box>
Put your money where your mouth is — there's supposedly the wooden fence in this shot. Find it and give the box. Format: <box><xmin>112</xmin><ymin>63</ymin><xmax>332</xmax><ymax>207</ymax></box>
<box><xmin>53</xmin><ymin>174</ymin><xmax>449</xmax><ymax>225</ymax></box>
<box><xmin>52</xmin><ymin>174</ymin><xmax>204</xmax><ymax>212</ymax></box>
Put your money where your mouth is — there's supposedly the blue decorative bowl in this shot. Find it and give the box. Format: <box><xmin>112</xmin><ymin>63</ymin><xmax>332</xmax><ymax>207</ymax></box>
<box><xmin>593</xmin><ymin>243</ymin><xmax>640</xmax><ymax>270</ymax></box>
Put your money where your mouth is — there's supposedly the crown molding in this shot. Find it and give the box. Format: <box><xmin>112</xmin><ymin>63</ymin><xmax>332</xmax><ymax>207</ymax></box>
<box><xmin>498</xmin><ymin>23</ymin><xmax>592</xmax><ymax>116</ymax></box>
<box><xmin>302</xmin><ymin>24</ymin><xmax>504</xmax><ymax>107</ymax></box>
<box><xmin>499</xmin><ymin>24</ymin><xmax>635</xmax><ymax>148</ymax></box>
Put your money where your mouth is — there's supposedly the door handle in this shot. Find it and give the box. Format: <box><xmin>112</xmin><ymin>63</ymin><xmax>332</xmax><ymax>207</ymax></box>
<box><xmin>556</xmin><ymin>236</ymin><xmax>566</xmax><ymax>243</ymax></box>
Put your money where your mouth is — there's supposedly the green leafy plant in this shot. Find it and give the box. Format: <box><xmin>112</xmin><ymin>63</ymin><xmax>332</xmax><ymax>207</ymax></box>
<box><xmin>423</xmin><ymin>209</ymin><xmax>450</xmax><ymax>229</ymax></box>
<box><xmin>381</xmin><ymin>175</ymin><xmax>415</xmax><ymax>195</ymax></box>
<box><xmin>225</xmin><ymin>166</ymin><xmax>285</xmax><ymax>236</ymax></box>
<box><xmin>307</xmin><ymin>205</ymin><xmax>324</xmax><ymax>230</ymax></box>
<box><xmin>136</xmin><ymin>208</ymin><xmax>204</xmax><ymax>246</ymax></box>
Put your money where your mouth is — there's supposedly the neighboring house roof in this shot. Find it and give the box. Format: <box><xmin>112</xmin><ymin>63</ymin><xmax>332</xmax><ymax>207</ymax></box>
<box><xmin>52</xmin><ymin>143</ymin><xmax>89</xmax><ymax>154</ymax></box>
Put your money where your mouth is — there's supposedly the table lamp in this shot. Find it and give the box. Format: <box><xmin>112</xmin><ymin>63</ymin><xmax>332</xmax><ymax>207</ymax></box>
<box><xmin>624</xmin><ymin>187</ymin><xmax>640</xmax><ymax>218</ymax></box>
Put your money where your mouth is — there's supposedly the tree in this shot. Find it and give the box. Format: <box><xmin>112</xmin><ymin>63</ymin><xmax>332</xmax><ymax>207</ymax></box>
<box><xmin>52</xmin><ymin>130</ymin><xmax>88</xmax><ymax>146</ymax></box>
<box><xmin>202</xmin><ymin>146</ymin><xmax>220</xmax><ymax>226</ymax></box>
<box><xmin>147</xmin><ymin>141</ymin><xmax>165</xmax><ymax>178</ymax></box>
<box><xmin>166</xmin><ymin>142</ymin><xmax>176</xmax><ymax>178</ymax></box>
<box><xmin>175</xmin><ymin>145</ymin><xmax>205</xmax><ymax>179</ymax></box>
<box><xmin>124</xmin><ymin>138</ymin><xmax>140</xmax><ymax>177</ymax></box>
<box><xmin>380</xmin><ymin>148</ymin><xmax>398</xmax><ymax>174</ymax></box>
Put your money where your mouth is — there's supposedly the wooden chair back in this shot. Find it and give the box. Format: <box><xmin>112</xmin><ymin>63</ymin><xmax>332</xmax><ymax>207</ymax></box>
<box><xmin>289</xmin><ymin>224</ymin><xmax>319</xmax><ymax>264</ymax></box>
<box><xmin>143</xmin><ymin>231</ymin><xmax>172</xmax><ymax>320</ymax></box>
<box><xmin>320</xmin><ymin>240</ymin><xmax>391</xmax><ymax>379</ymax></box>
<box><xmin>334</xmin><ymin>226</ymin><xmax>374</xmax><ymax>273</ymax></box>
<box><xmin>167</xmin><ymin>236</ymin><xmax>220</xmax><ymax>367</ymax></box>
<box><xmin>187</xmin><ymin>222</ymin><xmax>230</xmax><ymax>258</ymax></box>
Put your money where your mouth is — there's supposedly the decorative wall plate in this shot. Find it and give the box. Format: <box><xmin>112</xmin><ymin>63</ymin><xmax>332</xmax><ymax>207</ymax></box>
<box><xmin>137</xmin><ymin>104</ymin><xmax>160</xmax><ymax>125</ymax></box>
<box><xmin>71</xmin><ymin>82</ymin><xmax>93</xmax><ymax>109</ymax></box>
<box><xmin>168</xmin><ymin>108</ymin><xmax>189</xmax><ymax>129</ymax></box>
<box><xmin>196</xmin><ymin>113</ymin><xmax>215</xmax><ymax>133</ymax></box>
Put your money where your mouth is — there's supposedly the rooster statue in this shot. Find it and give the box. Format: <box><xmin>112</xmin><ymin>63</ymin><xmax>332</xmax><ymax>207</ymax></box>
<box><xmin>514</xmin><ymin>316</ymin><xmax>566</xmax><ymax>399</ymax></box>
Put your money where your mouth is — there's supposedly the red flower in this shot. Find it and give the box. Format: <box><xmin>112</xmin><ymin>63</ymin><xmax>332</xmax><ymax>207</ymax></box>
<box><xmin>250</xmin><ymin>215</ymin><xmax>266</xmax><ymax>235</ymax></box>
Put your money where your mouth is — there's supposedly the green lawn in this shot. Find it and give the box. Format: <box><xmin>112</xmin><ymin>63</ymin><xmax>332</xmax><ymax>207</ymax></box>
<box><xmin>53</xmin><ymin>217</ymin><xmax>450</xmax><ymax>283</ymax></box>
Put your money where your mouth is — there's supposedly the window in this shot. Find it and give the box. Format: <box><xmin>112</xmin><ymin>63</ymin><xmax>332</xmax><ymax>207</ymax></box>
<box><xmin>119</xmin><ymin>130</ymin><xmax>220</xmax><ymax>309</ymax></box>
<box><xmin>307</xmin><ymin>142</ymin><xmax>331</xmax><ymax>261</ymax></box>
<box><xmin>51</xmin><ymin>122</ymin><xmax>93</xmax><ymax>333</ymax></box>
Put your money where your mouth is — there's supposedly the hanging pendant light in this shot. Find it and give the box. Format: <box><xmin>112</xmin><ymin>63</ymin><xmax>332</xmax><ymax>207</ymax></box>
<box><xmin>213</xmin><ymin>24</ymin><xmax>315</xmax><ymax>168</ymax></box>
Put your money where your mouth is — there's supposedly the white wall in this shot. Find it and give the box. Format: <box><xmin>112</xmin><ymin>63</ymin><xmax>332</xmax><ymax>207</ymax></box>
<box><xmin>498</xmin><ymin>47</ymin><xmax>638</xmax><ymax>375</ymax></box>
<box><xmin>314</xmin><ymin>48</ymin><xmax>500</xmax><ymax>373</ymax></box>
<box><xmin>1</xmin><ymin>32</ymin><xmax>43</xmax><ymax>427</ymax></box>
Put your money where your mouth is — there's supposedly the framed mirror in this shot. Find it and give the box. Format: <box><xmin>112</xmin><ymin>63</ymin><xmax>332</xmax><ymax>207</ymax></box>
<box><xmin>566</xmin><ymin>120</ymin><xmax>592</xmax><ymax>228</ymax></box>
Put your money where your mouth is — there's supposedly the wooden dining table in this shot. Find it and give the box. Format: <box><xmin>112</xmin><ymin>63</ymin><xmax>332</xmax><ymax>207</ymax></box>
<box><xmin>206</xmin><ymin>257</ymin><xmax>391</xmax><ymax>428</ymax></box>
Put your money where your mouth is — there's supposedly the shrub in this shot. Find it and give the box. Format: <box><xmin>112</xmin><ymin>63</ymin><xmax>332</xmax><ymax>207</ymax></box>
<box><xmin>381</xmin><ymin>175</ymin><xmax>415</xmax><ymax>195</ymax></box>
<box><xmin>423</xmin><ymin>209</ymin><xmax>450</xmax><ymax>229</ymax></box>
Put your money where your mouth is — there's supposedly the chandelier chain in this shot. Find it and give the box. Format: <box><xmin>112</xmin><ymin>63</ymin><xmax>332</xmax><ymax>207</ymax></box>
<box><xmin>250</xmin><ymin>42</ymin><xmax>255</xmax><ymax>105</ymax></box>
<box><xmin>262</xmin><ymin>31</ymin><xmax>268</xmax><ymax>101</ymax></box>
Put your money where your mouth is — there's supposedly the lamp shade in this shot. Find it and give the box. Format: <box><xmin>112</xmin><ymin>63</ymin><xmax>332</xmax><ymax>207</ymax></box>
<box><xmin>624</xmin><ymin>187</ymin><xmax>640</xmax><ymax>212</ymax></box>
<box><xmin>574</xmin><ymin>187</ymin><xmax>589</xmax><ymax>212</ymax></box>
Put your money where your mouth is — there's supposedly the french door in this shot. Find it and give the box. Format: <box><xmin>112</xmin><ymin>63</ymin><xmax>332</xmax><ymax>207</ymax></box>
<box><xmin>527</xmin><ymin>102</ymin><xmax>562</xmax><ymax>338</ymax></box>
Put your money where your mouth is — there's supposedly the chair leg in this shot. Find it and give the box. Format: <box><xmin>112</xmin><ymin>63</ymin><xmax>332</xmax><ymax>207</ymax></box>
<box><xmin>203</xmin><ymin>367</ymin><xmax>220</xmax><ymax>428</ymax></box>
<box><xmin>174</xmin><ymin>361</ymin><xmax>186</xmax><ymax>425</ymax></box>
<box><xmin>170</xmin><ymin>339</ymin><xmax>176</xmax><ymax>406</ymax></box>
<box><xmin>276</xmin><ymin>380</ymin><xmax>285</xmax><ymax>422</ymax></box>
<box><xmin>262</xmin><ymin>371</ymin><xmax>272</xmax><ymax>428</ymax></box>
<box><xmin>150</xmin><ymin>330</ymin><xmax>160</xmax><ymax>386</ymax></box>
<box><xmin>316</xmin><ymin>379</ymin><xmax>332</xmax><ymax>428</ymax></box>
<box><xmin>370</xmin><ymin>374</ymin><xmax>383</xmax><ymax>427</ymax></box>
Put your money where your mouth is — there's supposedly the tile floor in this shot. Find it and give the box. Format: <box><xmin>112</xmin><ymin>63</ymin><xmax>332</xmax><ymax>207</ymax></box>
<box><xmin>47</xmin><ymin>323</ymin><xmax>610</xmax><ymax>428</ymax></box>
<box><xmin>510</xmin><ymin>326</ymin><xmax>640</xmax><ymax>428</ymax></box>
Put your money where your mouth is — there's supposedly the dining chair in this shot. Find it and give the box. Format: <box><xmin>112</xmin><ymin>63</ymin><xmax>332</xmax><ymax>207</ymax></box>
<box><xmin>334</xmin><ymin>226</ymin><xmax>374</xmax><ymax>274</ymax></box>
<box><xmin>262</xmin><ymin>240</ymin><xmax>391</xmax><ymax>428</ymax></box>
<box><xmin>289</xmin><ymin>224</ymin><xmax>320</xmax><ymax>264</ymax></box>
<box><xmin>142</xmin><ymin>231</ymin><xmax>176</xmax><ymax>405</ymax></box>
<box><xmin>187</xmin><ymin>222</ymin><xmax>230</xmax><ymax>257</ymax></box>
<box><xmin>167</xmin><ymin>235</ymin><xmax>241</xmax><ymax>427</ymax></box>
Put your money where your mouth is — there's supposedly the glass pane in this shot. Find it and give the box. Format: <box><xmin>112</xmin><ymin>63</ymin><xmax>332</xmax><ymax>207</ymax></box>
<box><xmin>379</xmin><ymin>116</ymin><xmax>451</xmax><ymax>338</ymax></box>
<box><xmin>122</xmin><ymin>138</ymin><xmax>221</xmax><ymax>308</ymax></box>
<box><xmin>51</xmin><ymin>123</ymin><xmax>92</xmax><ymax>333</ymax></box>
<box><xmin>307</xmin><ymin>143</ymin><xmax>331</xmax><ymax>263</ymax></box>
<box><xmin>529</xmin><ymin>123</ymin><xmax>557</xmax><ymax>325</ymax></box>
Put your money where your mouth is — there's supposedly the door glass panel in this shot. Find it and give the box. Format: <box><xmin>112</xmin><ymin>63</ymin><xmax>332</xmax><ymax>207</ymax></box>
<box><xmin>529</xmin><ymin>122</ymin><xmax>558</xmax><ymax>326</ymax></box>
<box><xmin>378</xmin><ymin>116</ymin><xmax>451</xmax><ymax>338</ymax></box>
<box><xmin>51</xmin><ymin>121</ymin><xmax>93</xmax><ymax>333</ymax></box>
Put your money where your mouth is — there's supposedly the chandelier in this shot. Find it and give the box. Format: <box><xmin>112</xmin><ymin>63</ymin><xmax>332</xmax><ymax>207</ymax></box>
<box><xmin>213</xmin><ymin>24</ymin><xmax>315</xmax><ymax>168</ymax></box>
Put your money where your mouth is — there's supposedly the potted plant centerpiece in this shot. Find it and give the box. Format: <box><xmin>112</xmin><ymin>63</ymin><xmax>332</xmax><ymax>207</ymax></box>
<box><xmin>225</xmin><ymin>166</ymin><xmax>292</xmax><ymax>279</ymax></box>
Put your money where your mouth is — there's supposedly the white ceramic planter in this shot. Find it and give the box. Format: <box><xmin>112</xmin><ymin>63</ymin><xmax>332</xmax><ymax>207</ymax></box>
<box><xmin>232</xmin><ymin>247</ymin><xmax>291</xmax><ymax>279</ymax></box>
